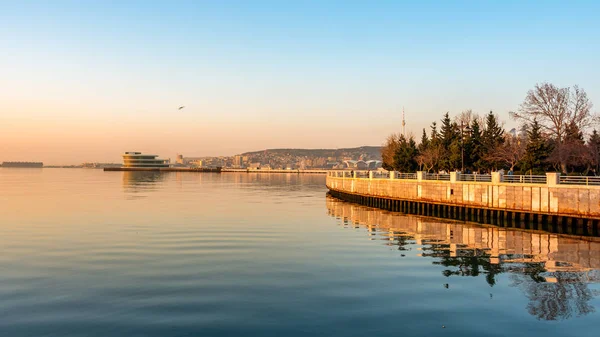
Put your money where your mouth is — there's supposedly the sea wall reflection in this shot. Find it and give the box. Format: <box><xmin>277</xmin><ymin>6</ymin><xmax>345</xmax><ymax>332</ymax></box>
<box><xmin>326</xmin><ymin>195</ymin><xmax>600</xmax><ymax>321</ymax></box>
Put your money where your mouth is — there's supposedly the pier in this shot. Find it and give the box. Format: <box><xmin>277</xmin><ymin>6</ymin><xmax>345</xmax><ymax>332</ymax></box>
<box><xmin>104</xmin><ymin>167</ymin><xmax>221</xmax><ymax>172</ymax></box>
<box><xmin>222</xmin><ymin>168</ymin><xmax>328</xmax><ymax>174</ymax></box>
<box><xmin>326</xmin><ymin>171</ymin><xmax>600</xmax><ymax>233</ymax></box>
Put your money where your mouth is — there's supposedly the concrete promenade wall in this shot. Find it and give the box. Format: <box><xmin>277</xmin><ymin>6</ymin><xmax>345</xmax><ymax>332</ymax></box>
<box><xmin>326</xmin><ymin>173</ymin><xmax>600</xmax><ymax>219</ymax></box>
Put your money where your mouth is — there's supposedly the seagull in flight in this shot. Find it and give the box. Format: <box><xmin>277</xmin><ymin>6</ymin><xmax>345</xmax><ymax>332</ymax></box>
<box><xmin>178</xmin><ymin>106</ymin><xmax>185</xmax><ymax>110</ymax></box>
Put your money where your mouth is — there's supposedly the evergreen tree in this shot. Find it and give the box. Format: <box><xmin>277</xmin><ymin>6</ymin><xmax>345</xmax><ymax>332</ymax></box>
<box><xmin>520</xmin><ymin>119</ymin><xmax>551</xmax><ymax>175</ymax></box>
<box><xmin>564</xmin><ymin>121</ymin><xmax>585</xmax><ymax>144</ymax></box>
<box><xmin>430</xmin><ymin>121</ymin><xmax>439</xmax><ymax>145</ymax></box>
<box><xmin>448</xmin><ymin>135</ymin><xmax>462</xmax><ymax>171</ymax></box>
<box><xmin>439</xmin><ymin>113</ymin><xmax>461</xmax><ymax>170</ymax></box>
<box><xmin>440</xmin><ymin>112</ymin><xmax>457</xmax><ymax>148</ymax></box>
<box><xmin>419</xmin><ymin>128</ymin><xmax>429</xmax><ymax>152</ymax></box>
<box><xmin>561</xmin><ymin>121</ymin><xmax>587</xmax><ymax>173</ymax></box>
<box><xmin>393</xmin><ymin>135</ymin><xmax>418</xmax><ymax>172</ymax></box>
<box><xmin>482</xmin><ymin>111</ymin><xmax>505</xmax><ymax>171</ymax></box>
<box><xmin>468</xmin><ymin>119</ymin><xmax>484</xmax><ymax>172</ymax></box>
<box><xmin>588</xmin><ymin>130</ymin><xmax>600</xmax><ymax>175</ymax></box>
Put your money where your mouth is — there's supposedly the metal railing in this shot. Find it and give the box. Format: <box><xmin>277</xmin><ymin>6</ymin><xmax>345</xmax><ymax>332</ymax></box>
<box><xmin>329</xmin><ymin>171</ymin><xmax>354</xmax><ymax>178</ymax></box>
<box><xmin>372</xmin><ymin>171</ymin><xmax>390</xmax><ymax>179</ymax></box>
<box><xmin>424</xmin><ymin>173</ymin><xmax>450</xmax><ymax>181</ymax></box>
<box><xmin>327</xmin><ymin>170</ymin><xmax>600</xmax><ymax>187</ymax></box>
<box><xmin>395</xmin><ymin>172</ymin><xmax>417</xmax><ymax>180</ymax></box>
<box><xmin>503</xmin><ymin>175</ymin><xmax>547</xmax><ymax>184</ymax></box>
<box><xmin>559</xmin><ymin>176</ymin><xmax>600</xmax><ymax>186</ymax></box>
<box><xmin>459</xmin><ymin>174</ymin><xmax>492</xmax><ymax>182</ymax></box>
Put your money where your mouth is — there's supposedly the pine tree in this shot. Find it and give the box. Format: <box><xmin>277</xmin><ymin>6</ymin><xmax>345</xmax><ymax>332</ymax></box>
<box><xmin>564</xmin><ymin>121</ymin><xmax>585</xmax><ymax>145</ymax></box>
<box><xmin>440</xmin><ymin>112</ymin><xmax>458</xmax><ymax>148</ymax></box>
<box><xmin>482</xmin><ymin>111</ymin><xmax>504</xmax><ymax>171</ymax></box>
<box><xmin>588</xmin><ymin>130</ymin><xmax>600</xmax><ymax>175</ymax></box>
<box><xmin>430</xmin><ymin>121</ymin><xmax>439</xmax><ymax>145</ymax></box>
<box><xmin>561</xmin><ymin>121</ymin><xmax>587</xmax><ymax>173</ymax></box>
<box><xmin>448</xmin><ymin>135</ymin><xmax>462</xmax><ymax>171</ymax></box>
<box><xmin>439</xmin><ymin>113</ymin><xmax>461</xmax><ymax>170</ymax></box>
<box><xmin>520</xmin><ymin>119</ymin><xmax>551</xmax><ymax>175</ymax></box>
<box><xmin>419</xmin><ymin>128</ymin><xmax>429</xmax><ymax>152</ymax></box>
<box><xmin>468</xmin><ymin>119</ymin><xmax>484</xmax><ymax>172</ymax></box>
<box><xmin>393</xmin><ymin>135</ymin><xmax>418</xmax><ymax>172</ymax></box>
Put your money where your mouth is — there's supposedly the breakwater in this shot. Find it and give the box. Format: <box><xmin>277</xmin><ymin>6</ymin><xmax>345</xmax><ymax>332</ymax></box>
<box><xmin>104</xmin><ymin>167</ymin><xmax>221</xmax><ymax>172</ymax></box>
<box><xmin>222</xmin><ymin>168</ymin><xmax>328</xmax><ymax>174</ymax></box>
<box><xmin>326</xmin><ymin>171</ymin><xmax>600</xmax><ymax>233</ymax></box>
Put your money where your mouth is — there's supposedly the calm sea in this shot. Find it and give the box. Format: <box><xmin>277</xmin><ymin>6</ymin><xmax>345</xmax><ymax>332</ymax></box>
<box><xmin>1</xmin><ymin>169</ymin><xmax>599</xmax><ymax>337</ymax></box>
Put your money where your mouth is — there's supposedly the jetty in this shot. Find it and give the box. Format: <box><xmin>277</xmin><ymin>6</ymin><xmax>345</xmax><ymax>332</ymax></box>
<box><xmin>222</xmin><ymin>168</ymin><xmax>327</xmax><ymax>174</ymax></box>
<box><xmin>104</xmin><ymin>167</ymin><xmax>221</xmax><ymax>172</ymax></box>
<box><xmin>326</xmin><ymin>171</ymin><xmax>600</xmax><ymax>235</ymax></box>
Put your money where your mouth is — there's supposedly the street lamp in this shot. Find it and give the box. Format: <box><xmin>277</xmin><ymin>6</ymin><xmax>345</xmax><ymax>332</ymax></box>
<box><xmin>460</xmin><ymin>121</ymin><xmax>472</xmax><ymax>173</ymax></box>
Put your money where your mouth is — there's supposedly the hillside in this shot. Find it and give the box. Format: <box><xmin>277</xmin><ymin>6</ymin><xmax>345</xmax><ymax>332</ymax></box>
<box><xmin>241</xmin><ymin>146</ymin><xmax>382</xmax><ymax>160</ymax></box>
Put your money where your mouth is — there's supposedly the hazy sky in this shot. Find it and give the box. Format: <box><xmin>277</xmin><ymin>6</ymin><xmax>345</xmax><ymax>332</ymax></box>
<box><xmin>1</xmin><ymin>1</ymin><xmax>599</xmax><ymax>164</ymax></box>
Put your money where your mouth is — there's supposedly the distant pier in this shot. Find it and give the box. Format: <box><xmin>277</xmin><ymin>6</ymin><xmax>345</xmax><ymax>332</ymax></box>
<box><xmin>1</xmin><ymin>162</ymin><xmax>43</xmax><ymax>168</ymax></box>
<box><xmin>103</xmin><ymin>167</ymin><xmax>329</xmax><ymax>173</ymax></box>
<box><xmin>222</xmin><ymin>168</ymin><xmax>328</xmax><ymax>174</ymax></box>
<box><xmin>104</xmin><ymin>167</ymin><xmax>221</xmax><ymax>173</ymax></box>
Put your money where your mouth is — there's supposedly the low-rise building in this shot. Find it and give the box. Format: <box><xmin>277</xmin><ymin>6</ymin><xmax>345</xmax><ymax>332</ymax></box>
<box><xmin>122</xmin><ymin>152</ymin><xmax>169</xmax><ymax>168</ymax></box>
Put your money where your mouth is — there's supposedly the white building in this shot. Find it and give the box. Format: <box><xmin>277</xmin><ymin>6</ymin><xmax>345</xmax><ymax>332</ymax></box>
<box><xmin>122</xmin><ymin>152</ymin><xmax>169</xmax><ymax>168</ymax></box>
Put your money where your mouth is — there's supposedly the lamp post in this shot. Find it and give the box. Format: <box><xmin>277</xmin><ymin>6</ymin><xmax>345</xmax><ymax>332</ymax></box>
<box><xmin>460</xmin><ymin>121</ymin><xmax>472</xmax><ymax>173</ymax></box>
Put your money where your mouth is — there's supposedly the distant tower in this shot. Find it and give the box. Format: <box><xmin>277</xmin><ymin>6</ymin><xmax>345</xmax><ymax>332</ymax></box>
<box><xmin>402</xmin><ymin>107</ymin><xmax>406</xmax><ymax>137</ymax></box>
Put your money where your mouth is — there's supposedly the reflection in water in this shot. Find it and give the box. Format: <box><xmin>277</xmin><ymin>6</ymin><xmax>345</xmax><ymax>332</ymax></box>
<box><xmin>326</xmin><ymin>195</ymin><xmax>600</xmax><ymax>321</ymax></box>
<box><xmin>121</xmin><ymin>171</ymin><xmax>166</xmax><ymax>195</ymax></box>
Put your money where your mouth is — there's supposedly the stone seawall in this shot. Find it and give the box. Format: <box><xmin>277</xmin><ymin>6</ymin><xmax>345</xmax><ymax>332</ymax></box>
<box><xmin>326</xmin><ymin>173</ymin><xmax>600</xmax><ymax>219</ymax></box>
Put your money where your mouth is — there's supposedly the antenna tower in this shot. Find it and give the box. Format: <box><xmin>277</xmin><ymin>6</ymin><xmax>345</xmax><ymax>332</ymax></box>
<box><xmin>402</xmin><ymin>107</ymin><xmax>406</xmax><ymax>137</ymax></box>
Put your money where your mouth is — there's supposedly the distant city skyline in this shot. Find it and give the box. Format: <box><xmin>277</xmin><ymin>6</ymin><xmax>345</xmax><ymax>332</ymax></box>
<box><xmin>2</xmin><ymin>1</ymin><xmax>599</xmax><ymax>165</ymax></box>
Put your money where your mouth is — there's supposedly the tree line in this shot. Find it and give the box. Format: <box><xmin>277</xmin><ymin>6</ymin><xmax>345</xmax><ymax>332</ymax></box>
<box><xmin>382</xmin><ymin>83</ymin><xmax>598</xmax><ymax>175</ymax></box>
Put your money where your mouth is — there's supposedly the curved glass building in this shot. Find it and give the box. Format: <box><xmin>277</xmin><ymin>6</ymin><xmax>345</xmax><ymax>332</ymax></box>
<box><xmin>122</xmin><ymin>152</ymin><xmax>169</xmax><ymax>168</ymax></box>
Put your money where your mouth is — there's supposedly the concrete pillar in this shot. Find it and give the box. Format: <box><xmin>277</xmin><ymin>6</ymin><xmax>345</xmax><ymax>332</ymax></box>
<box><xmin>369</xmin><ymin>171</ymin><xmax>374</xmax><ymax>179</ymax></box>
<box><xmin>546</xmin><ymin>172</ymin><xmax>560</xmax><ymax>187</ymax></box>
<box><xmin>390</xmin><ymin>171</ymin><xmax>396</xmax><ymax>179</ymax></box>
<box><xmin>417</xmin><ymin>171</ymin><xmax>425</xmax><ymax>182</ymax></box>
<box><xmin>491</xmin><ymin>172</ymin><xmax>503</xmax><ymax>184</ymax></box>
<box><xmin>450</xmin><ymin>172</ymin><xmax>459</xmax><ymax>183</ymax></box>
<box><xmin>353</xmin><ymin>171</ymin><xmax>358</xmax><ymax>179</ymax></box>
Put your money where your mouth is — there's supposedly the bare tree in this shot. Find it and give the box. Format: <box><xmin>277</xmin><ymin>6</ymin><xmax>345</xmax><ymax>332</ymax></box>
<box><xmin>454</xmin><ymin>109</ymin><xmax>484</xmax><ymax>129</ymax></box>
<box><xmin>548</xmin><ymin>130</ymin><xmax>591</xmax><ymax>174</ymax></box>
<box><xmin>486</xmin><ymin>134</ymin><xmax>526</xmax><ymax>171</ymax></box>
<box><xmin>511</xmin><ymin>83</ymin><xmax>595</xmax><ymax>173</ymax></box>
<box><xmin>416</xmin><ymin>144</ymin><xmax>442</xmax><ymax>172</ymax></box>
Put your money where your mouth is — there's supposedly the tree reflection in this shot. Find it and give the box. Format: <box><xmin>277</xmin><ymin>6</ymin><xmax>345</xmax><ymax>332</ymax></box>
<box><xmin>326</xmin><ymin>195</ymin><xmax>600</xmax><ymax>321</ymax></box>
<box><xmin>511</xmin><ymin>271</ymin><xmax>597</xmax><ymax>320</ymax></box>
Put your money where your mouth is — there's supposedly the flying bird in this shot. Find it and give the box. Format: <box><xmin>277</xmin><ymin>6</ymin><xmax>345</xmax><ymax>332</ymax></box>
<box><xmin>178</xmin><ymin>106</ymin><xmax>185</xmax><ymax>110</ymax></box>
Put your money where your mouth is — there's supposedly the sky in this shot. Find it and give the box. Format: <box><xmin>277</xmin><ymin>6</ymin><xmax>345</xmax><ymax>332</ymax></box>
<box><xmin>1</xmin><ymin>0</ymin><xmax>599</xmax><ymax>165</ymax></box>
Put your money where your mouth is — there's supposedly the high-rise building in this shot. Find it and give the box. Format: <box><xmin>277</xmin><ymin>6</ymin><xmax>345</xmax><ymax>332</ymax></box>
<box><xmin>234</xmin><ymin>155</ymin><xmax>243</xmax><ymax>168</ymax></box>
